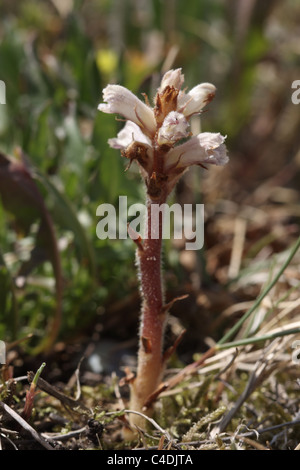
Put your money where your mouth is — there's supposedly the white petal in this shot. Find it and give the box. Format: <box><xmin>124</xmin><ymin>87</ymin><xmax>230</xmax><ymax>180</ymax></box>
<box><xmin>108</xmin><ymin>121</ymin><xmax>151</xmax><ymax>150</ymax></box>
<box><xmin>159</xmin><ymin>68</ymin><xmax>185</xmax><ymax>91</ymax></box>
<box><xmin>198</xmin><ymin>132</ymin><xmax>228</xmax><ymax>165</ymax></box>
<box><xmin>165</xmin><ymin>132</ymin><xmax>228</xmax><ymax>170</ymax></box>
<box><xmin>98</xmin><ymin>84</ymin><xmax>156</xmax><ymax>136</ymax></box>
<box><xmin>178</xmin><ymin>83</ymin><xmax>216</xmax><ymax>117</ymax></box>
<box><xmin>157</xmin><ymin>111</ymin><xmax>189</xmax><ymax>146</ymax></box>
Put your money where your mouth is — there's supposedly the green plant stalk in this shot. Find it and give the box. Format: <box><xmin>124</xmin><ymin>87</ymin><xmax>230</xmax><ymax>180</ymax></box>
<box><xmin>32</xmin><ymin>362</ymin><xmax>46</xmax><ymax>387</ymax></box>
<box><xmin>242</xmin><ymin>257</ymin><xmax>277</xmax><ymax>338</ymax></box>
<box><xmin>218</xmin><ymin>235</ymin><xmax>300</xmax><ymax>346</ymax></box>
<box><xmin>22</xmin><ymin>362</ymin><xmax>46</xmax><ymax>422</ymax></box>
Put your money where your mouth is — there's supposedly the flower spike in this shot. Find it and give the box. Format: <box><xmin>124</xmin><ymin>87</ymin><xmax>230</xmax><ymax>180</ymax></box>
<box><xmin>98</xmin><ymin>69</ymin><xmax>229</xmax><ymax>436</ymax></box>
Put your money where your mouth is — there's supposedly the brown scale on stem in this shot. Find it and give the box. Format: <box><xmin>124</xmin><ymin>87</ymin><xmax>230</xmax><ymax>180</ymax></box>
<box><xmin>154</xmin><ymin>85</ymin><xmax>179</xmax><ymax>126</ymax></box>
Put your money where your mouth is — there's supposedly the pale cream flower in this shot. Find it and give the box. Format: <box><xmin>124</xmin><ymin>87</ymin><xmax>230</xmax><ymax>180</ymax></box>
<box><xmin>98</xmin><ymin>69</ymin><xmax>228</xmax><ymax>197</ymax></box>
<box><xmin>98</xmin><ymin>84</ymin><xmax>156</xmax><ymax>137</ymax></box>
<box><xmin>165</xmin><ymin>132</ymin><xmax>228</xmax><ymax>171</ymax></box>
<box><xmin>178</xmin><ymin>83</ymin><xmax>216</xmax><ymax>118</ymax></box>
<box><xmin>108</xmin><ymin>121</ymin><xmax>151</xmax><ymax>150</ymax></box>
<box><xmin>158</xmin><ymin>68</ymin><xmax>185</xmax><ymax>92</ymax></box>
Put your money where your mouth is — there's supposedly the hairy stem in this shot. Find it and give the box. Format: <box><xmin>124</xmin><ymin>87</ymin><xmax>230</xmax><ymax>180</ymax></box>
<box><xmin>128</xmin><ymin>192</ymin><xmax>168</xmax><ymax>430</ymax></box>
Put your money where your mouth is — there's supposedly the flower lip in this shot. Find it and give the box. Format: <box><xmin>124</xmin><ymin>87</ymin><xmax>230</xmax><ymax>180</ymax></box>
<box><xmin>98</xmin><ymin>84</ymin><xmax>156</xmax><ymax>137</ymax></box>
<box><xmin>108</xmin><ymin>121</ymin><xmax>151</xmax><ymax>150</ymax></box>
<box><xmin>165</xmin><ymin>132</ymin><xmax>228</xmax><ymax>171</ymax></box>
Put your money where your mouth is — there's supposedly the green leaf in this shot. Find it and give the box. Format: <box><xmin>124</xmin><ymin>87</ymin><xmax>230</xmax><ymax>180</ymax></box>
<box><xmin>0</xmin><ymin>233</ymin><xmax>18</xmax><ymax>341</ymax></box>
<box><xmin>0</xmin><ymin>151</ymin><xmax>63</xmax><ymax>351</ymax></box>
<box><xmin>35</xmin><ymin>169</ymin><xmax>96</xmax><ymax>280</ymax></box>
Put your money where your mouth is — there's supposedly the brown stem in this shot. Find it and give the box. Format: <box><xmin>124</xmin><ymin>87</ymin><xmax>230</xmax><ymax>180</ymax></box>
<box><xmin>128</xmin><ymin>192</ymin><xmax>168</xmax><ymax>430</ymax></box>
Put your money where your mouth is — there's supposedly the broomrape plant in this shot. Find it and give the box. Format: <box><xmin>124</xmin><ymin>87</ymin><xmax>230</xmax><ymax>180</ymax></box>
<box><xmin>98</xmin><ymin>68</ymin><xmax>229</xmax><ymax>433</ymax></box>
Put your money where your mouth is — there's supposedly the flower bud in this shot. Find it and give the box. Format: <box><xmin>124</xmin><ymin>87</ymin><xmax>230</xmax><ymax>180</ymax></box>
<box><xmin>159</xmin><ymin>68</ymin><xmax>184</xmax><ymax>92</ymax></box>
<box><xmin>179</xmin><ymin>83</ymin><xmax>216</xmax><ymax>117</ymax></box>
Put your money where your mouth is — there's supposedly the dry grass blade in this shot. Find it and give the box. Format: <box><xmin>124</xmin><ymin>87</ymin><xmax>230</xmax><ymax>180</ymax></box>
<box><xmin>210</xmin><ymin>338</ymin><xmax>288</xmax><ymax>437</ymax></box>
<box><xmin>143</xmin><ymin>346</ymin><xmax>217</xmax><ymax>409</ymax></box>
<box><xmin>0</xmin><ymin>401</ymin><xmax>54</xmax><ymax>450</ymax></box>
<box><xmin>27</xmin><ymin>372</ymin><xmax>90</xmax><ymax>413</ymax></box>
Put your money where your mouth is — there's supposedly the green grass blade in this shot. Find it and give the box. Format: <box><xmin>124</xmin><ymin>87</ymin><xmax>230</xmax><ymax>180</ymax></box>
<box><xmin>217</xmin><ymin>326</ymin><xmax>300</xmax><ymax>351</ymax></box>
<box><xmin>218</xmin><ymin>235</ymin><xmax>300</xmax><ymax>346</ymax></box>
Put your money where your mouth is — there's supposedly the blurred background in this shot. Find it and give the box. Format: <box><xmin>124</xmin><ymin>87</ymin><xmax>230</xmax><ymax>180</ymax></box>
<box><xmin>0</xmin><ymin>0</ymin><xmax>299</xmax><ymax>373</ymax></box>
